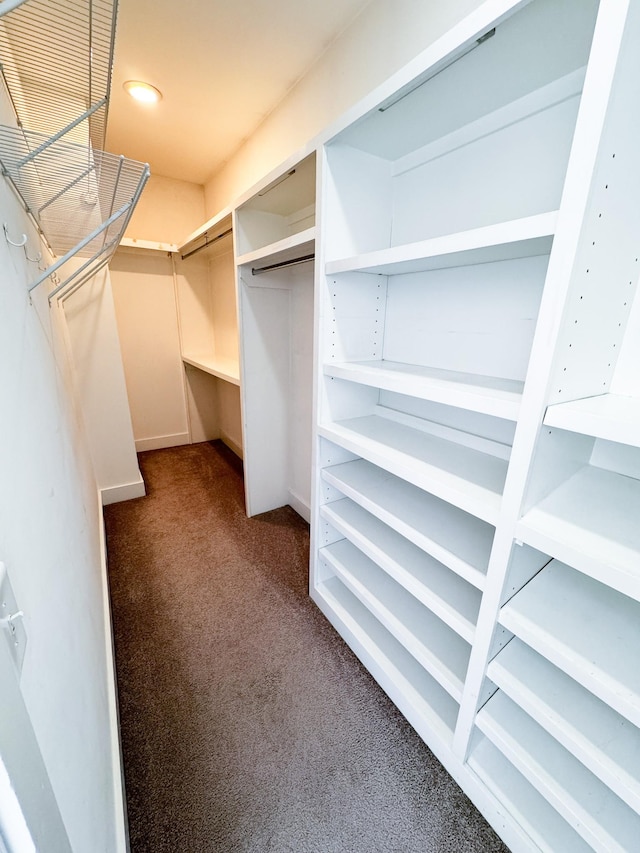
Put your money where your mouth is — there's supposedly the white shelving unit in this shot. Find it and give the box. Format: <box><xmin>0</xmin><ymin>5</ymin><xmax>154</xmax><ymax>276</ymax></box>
<box><xmin>235</xmin><ymin>153</ymin><xmax>316</xmax><ymax>520</ymax></box>
<box><xmin>308</xmin><ymin>0</ymin><xmax>640</xmax><ymax>848</ymax></box>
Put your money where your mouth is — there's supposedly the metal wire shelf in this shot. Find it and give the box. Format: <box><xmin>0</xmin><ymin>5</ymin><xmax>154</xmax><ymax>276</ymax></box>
<box><xmin>0</xmin><ymin>0</ymin><xmax>150</xmax><ymax>299</ymax></box>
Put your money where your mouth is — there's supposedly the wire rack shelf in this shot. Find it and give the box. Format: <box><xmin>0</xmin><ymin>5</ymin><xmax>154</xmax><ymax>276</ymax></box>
<box><xmin>0</xmin><ymin>0</ymin><xmax>150</xmax><ymax>299</ymax></box>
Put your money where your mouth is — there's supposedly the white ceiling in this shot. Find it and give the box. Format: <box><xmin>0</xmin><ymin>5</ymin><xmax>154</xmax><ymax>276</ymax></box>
<box><xmin>105</xmin><ymin>0</ymin><xmax>371</xmax><ymax>186</ymax></box>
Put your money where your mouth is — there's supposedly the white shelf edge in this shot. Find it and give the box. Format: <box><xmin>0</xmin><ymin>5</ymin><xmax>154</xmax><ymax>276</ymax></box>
<box><xmin>182</xmin><ymin>354</ymin><xmax>240</xmax><ymax>386</ymax></box>
<box><xmin>324</xmin><ymin>360</ymin><xmax>522</xmax><ymax>421</ymax></box>
<box><xmin>321</xmin><ymin>461</ymin><xmax>489</xmax><ymax>590</ymax></box>
<box><xmin>236</xmin><ymin>226</ymin><xmax>316</xmax><ymax>268</ymax></box>
<box><xmin>544</xmin><ymin>393</ymin><xmax>640</xmax><ymax>448</ymax></box>
<box><xmin>320</xmin><ymin>499</ymin><xmax>479</xmax><ymax>643</ymax></box>
<box><xmin>325</xmin><ymin>211</ymin><xmax>557</xmax><ymax>276</ymax></box>
<box><xmin>119</xmin><ymin>237</ymin><xmax>178</xmax><ymax>253</ymax></box>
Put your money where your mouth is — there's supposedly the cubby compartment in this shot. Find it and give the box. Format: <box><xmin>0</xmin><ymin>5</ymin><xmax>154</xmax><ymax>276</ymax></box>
<box><xmin>323</xmin><ymin>0</ymin><xmax>599</xmax><ymax>260</ymax></box>
<box><xmin>323</xmin><ymin>250</ymin><xmax>549</xmax><ymax>421</ymax></box>
<box><xmin>235</xmin><ymin>152</ymin><xmax>315</xmax><ymax>258</ymax></box>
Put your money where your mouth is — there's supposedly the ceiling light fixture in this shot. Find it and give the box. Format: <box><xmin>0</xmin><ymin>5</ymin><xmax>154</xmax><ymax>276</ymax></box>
<box><xmin>123</xmin><ymin>80</ymin><xmax>162</xmax><ymax>104</ymax></box>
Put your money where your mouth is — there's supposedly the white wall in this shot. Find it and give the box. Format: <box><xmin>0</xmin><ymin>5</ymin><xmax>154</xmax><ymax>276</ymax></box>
<box><xmin>204</xmin><ymin>0</ymin><xmax>481</xmax><ymax>215</ymax></box>
<box><xmin>0</xmin><ymin>180</ymin><xmax>124</xmax><ymax>850</ymax></box>
<box><xmin>62</xmin><ymin>265</ymin><xmax>145</xmax><ymax>504</ymax></box>
<box><xmin>125</xmin><ymin>173</ymin><xmax>205</xmax><ymax>245</ymax></box>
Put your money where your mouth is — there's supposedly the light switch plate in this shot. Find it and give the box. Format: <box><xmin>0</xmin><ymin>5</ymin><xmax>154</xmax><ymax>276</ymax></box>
<box><xmin>0</xmin><ymin>561</ymin><xmax>27</xmax><ymax>677</ymax></box>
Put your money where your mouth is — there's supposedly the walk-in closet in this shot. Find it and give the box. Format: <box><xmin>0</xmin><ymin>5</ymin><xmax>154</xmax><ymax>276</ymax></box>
<box><xmin>2</xmin><ymin>0</ymin><xmax>640</xmax><ymax>850</ymax></box>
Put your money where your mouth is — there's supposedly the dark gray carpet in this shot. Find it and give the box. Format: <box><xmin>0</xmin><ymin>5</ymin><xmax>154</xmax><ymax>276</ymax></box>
<box><xmin>104</xmin><ymin>441</ymin><xmax>509</xmax><ymax>853</ymax></box>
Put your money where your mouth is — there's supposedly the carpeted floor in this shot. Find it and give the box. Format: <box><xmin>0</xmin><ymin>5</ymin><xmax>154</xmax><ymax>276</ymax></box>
<box><xmin>104</xmin><ymin>441</ymin><xmax>509</xmax><ymax>853</ymax></box>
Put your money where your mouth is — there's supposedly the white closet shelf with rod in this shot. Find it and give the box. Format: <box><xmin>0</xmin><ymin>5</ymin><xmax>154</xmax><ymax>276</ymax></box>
<box><xmin>0</xmin><ymin>0</ymin><xmax>150</xmax><ymax>301</ymax></box>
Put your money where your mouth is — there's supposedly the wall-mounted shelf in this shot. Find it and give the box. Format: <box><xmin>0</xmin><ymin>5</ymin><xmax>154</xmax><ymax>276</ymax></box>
<box><xmin>0</xmin><ymin>0</ymin><xmax>149</xmax><ymax>299</ymax></box>
<box><xmin>182</xmin><ymin>355</ymin><xmax>240</xmax><ymax>386</ymax></box>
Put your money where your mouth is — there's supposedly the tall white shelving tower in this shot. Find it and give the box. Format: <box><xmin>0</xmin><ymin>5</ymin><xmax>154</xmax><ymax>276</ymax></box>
<box><xmin>310</xmin><ymin>0</ymin><xmax>640</xmax><ymax>848</ymax></box>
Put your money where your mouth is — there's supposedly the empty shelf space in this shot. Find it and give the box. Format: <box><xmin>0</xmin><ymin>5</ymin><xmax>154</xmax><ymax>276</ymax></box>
<box><xmin>489</xmin><ymin>639</ymin><xmax>640</xmax><ymax>814</ymax></box>
<box><xmin>319</xmin><ymin>538</ymin><xmax>470</xmax><ymax>701</ymax></box>
<box><xmin>324</xmin><ymin>361</ymin><xmax>523</xmax><ymax>421</ymax></box>
<box><xmin>499</xmin><ymin>560</ymin><xmax>640</xmax><ymax>728</ymax></box>
<box><xmin>321</xmin><ymin>459</ymin><xmax>492</xmax><ymax>589</ymax></box>
<box><xmin>516</xmin><ymin>465</ymin><xmax>640</xmax><ymax>602</ymax></box>
<box><xmin>182</xmin><ymin>354</ymin><xmax>240</xmax><ymax>385</ymax></box>
<box><xmin>321</xmin><ymin>497</ymin><xmax>481</xmax><ymax>641</ymax></box>
<box><xmin>544</xmin><ymin>393</ymin><xmax>640</xmax><ymax>448</ymax></box>
<box><xmin>315</xmin><ymin>574</ymin><xmax>459</xmax><ymax>742</ymax></box>
<box><xmin>468</xmin><ymin>736</ymin><xmax>591</xmax><ymax>853</ymax></box>
<box><xmin>236</xmin><ymin>227</ymin><xmax>315</xmax><ymax>269</ymax></box>
<box><xmin>476</xmin><ymin>690</ymin><xmax>640</xmax><ymax>852</ymax></box>
<box><xmin>325</xmin><ymin>212</ymin><xmax>557</xmax><ymax>277</ymax></box>
<box><xmin>318</xmin><ymin>413</ymin><xmax>508</xmax><ymax>524</ymax></box>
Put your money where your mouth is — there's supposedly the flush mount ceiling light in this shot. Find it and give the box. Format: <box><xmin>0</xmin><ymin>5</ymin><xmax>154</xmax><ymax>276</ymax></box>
<box><xmin>123</xmin><ymin>80</ymin><xmax>162</xmax><ymax>104</ymax></box>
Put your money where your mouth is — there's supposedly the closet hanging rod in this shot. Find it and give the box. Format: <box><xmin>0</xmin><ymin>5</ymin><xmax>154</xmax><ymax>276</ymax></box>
<box><xmin>181</xmin><ymin>227</ymin><xmax>232</xmax><ymax>260</ymax></box>
<box><xmin>252</xmin><ymin>253</ymin><xmax>315</xmax><ymax>276</ymax></box>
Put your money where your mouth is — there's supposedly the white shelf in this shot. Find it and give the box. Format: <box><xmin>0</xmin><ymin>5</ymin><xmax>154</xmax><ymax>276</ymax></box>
<box><xmin>499</xmin><ymin>560</ymin><xmax>640</xmax><ymax>728</ymax></box>
<box><xmin>476</xmin><ymin>690</ymin><xmax>640</xmax><ymax>852</ymax></box>
<box><xmin>489</xmin><ymin>639</ymin><xmax>640</xmax><ymax>814</ymax></box>
<box><xmin>182</xmin><ymin>354</ymin><xmax>240</xmax><ymax>386</ymax></box>
<box><xmin>324</xmin><ymin>361</ymin><xmax>523</xmax><ymax>421</ymax></box>
<box><xmin>318</xmin><ymin>412</ymin><xmax>508</xmax><ymax>524</ymax></box>
<box><xmin>236</xmin><ymin>226</ymin><xmax>315</xmax><ymax>269</ymax></box>
<box><xmin>321</xmin><ymin>459</ymin><xmax>492</xmax><ymax>589</ymax></box>
<box><xmin>315</xmin><ymin>575</ymin><xmax>459</xmax><ymax>742</ymax></box>
<box><xmin>544</xmin><ymin>393</ymin><xmax>640</xmax><ymax>448</ymax></box>
<box><xmin>119</xmin><ymin>237</ymin><xmax>178</xmax><ymax>253</ymax></box>
<box><xmin>325</xmin><ymin>212</ymin><xmax>557</xmax><ymax>277</ymax></box>
<box><xmin>516</xmin><ymin>465</ymin><xmax>640</xmax><ymax>602</ymax></box>
<box><xmin>319</xmin><ymin>539</ymin><xmax>470</xmax><ymax>701</ymax></box>
<box><xmin>467</xmin><ymin>736</ymin><xmax>591</xmax><ymax>853</ymax></box>
<box><xmin>321</xmin><ymin>498</ymin><xmax>481</xmax><ymax>642</ymax></box>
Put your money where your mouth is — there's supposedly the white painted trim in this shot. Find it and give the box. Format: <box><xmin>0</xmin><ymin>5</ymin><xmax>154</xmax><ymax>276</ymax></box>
<box><xmin>97</xmin><ymin>496</ymin><xmax>129</xmax><ymax>853</ymax></box>
<box><xmin>220</xmin><ymin>430</ymin><xmax>243</xmax><ymax>460</ymax></box>
<box><xmin>134</xmin><ymin>432</ymin><xmax>190</xmax><ymax>453</ymax></box>
<box><xmin>288</xmin><ymin>489</ymin><xmax>310</xmax><ymax>523</ymax></box>
<box><xmin>100</xmin><ymin>475</ymin><xmax>146</xmax><ymax>506</ymax></box>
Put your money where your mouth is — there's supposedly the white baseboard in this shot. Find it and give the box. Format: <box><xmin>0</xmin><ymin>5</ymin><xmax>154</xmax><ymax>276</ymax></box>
<box><xmin>220</xmin><ymin>430</ymin><xmax>243</xmax><ymax>460</ymax></box>
<box><xmin>288</xmin><ymin>489</ymin><xmax>310</xmax><ymax>523</ymax></box>
<box><xmin>134</xmin><ymin>432</ymin><xmax>190</xmax><ymax>453</ymax></box>
<box><xmin>97</xmin><ymin>497</ymin><xmax>129</xmax><ymax>853</ymax></box>
<box><xmin>100</xmin><ymin>474</ymin><xmax>146</xmax><ymax>506</ymax></box>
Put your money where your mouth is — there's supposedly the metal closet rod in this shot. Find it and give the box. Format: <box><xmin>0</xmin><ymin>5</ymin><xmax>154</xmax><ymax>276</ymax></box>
<box><xmin>252</xmin><ymin>253</ymin><xmax>314</xmax><ymax>276</ymax></box>
<box><xmin>181</xmin><ymin>227</ymin><xmax>232</xmax><ymax>260</ymax></box>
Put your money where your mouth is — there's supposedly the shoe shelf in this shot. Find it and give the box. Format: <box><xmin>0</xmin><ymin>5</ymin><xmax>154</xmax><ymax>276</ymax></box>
<box><xmin>320</xmin><ymin>497</ymin><xmax>481</xmax><ymax>643</ymax></box>
<box><xmin>318</xmin><ymin>409</ymin><xmax>509</xmax><ymax>525</ymax></box>
<box><xmin>315</xmin><ymin>573</ymin><xmax>460</xmax><ymax>745</ymax></box>
<box><xmin>320</xmin><ymin>459</ymin><xmax>493</xmax><ymax>590</ymax></box>
<box><xmin>499</xmin><ymin>560</ymin><xmax>640</xmax><ymax>729</ymax></box>
<box><xmin>476</xmin><ymin>689</ymin><xmax>640</xmax><ymax>852</ymax></box>
<box><xmin>488</xmin><ymin>639</ymin><xmax>640</xmax><ymax>815</ymax></box>
<box><xmin>467</xmin><ymin>736</ymin><xmax>592</xmax><ymax>853</ymax></box>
